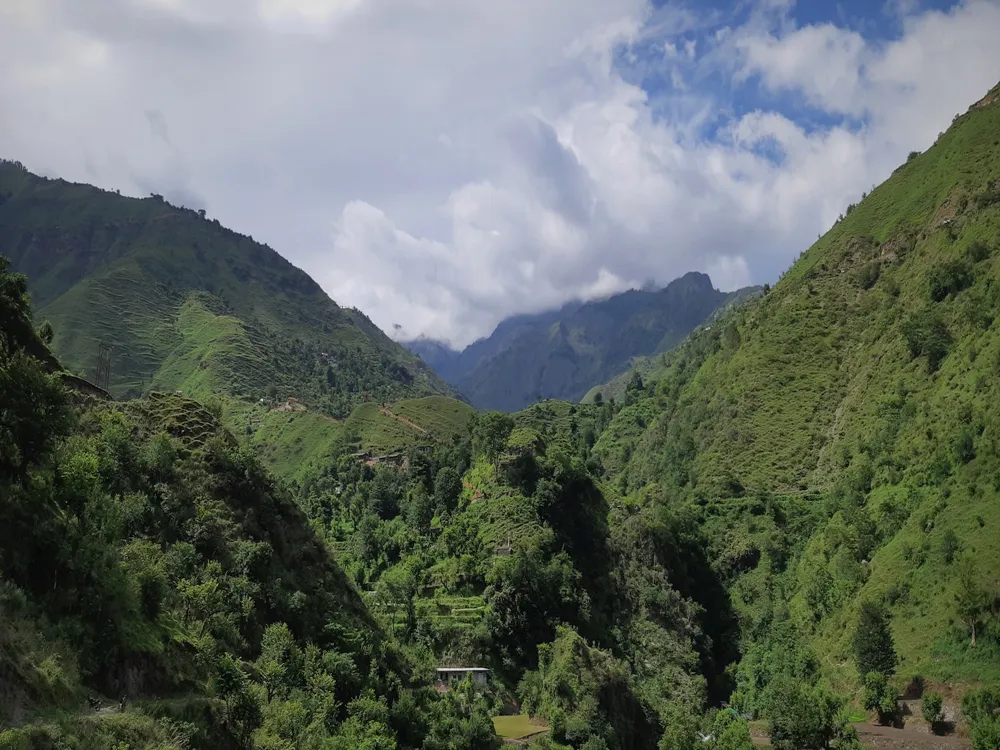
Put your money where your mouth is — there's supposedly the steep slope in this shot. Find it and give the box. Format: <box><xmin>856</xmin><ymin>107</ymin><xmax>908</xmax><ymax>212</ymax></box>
<box><xmin>0</xmin><ymin>260</ymin><xmax>496</xmax><ymax>749</ymax></box>
<box><xmin>596</xmin><ymin>82</ymin><xmax>1000</xmax><ymax>688</ymax></box>
<box><xmin>0</xmin><ymin>160</ymin><xmax>453</xmax><ymax>415</ymax></box>
<box><xmin>406</xmin><ymin>272</ymin><xmax>754</xmax><ymax>412</ymax></box>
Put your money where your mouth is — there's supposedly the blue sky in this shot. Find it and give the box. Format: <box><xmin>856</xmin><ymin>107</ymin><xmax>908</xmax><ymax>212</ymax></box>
<box><xmin>1</xmin><ymin>0</ymin><xmax>999</xmax><ymax>346</ymax></box>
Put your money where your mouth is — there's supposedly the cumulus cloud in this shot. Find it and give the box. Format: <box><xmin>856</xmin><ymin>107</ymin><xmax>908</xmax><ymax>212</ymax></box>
<box><xmin>2</xmin><ymin>0</ymin><xmax>1000</xmax><ymax>347</ymax></box>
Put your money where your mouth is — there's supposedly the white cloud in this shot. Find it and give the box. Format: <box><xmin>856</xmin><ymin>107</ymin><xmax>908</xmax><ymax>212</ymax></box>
<box><xmin>1</xmin><ymin>0</ymin><xmax>1000</xmax><ymax>348</ymax></box>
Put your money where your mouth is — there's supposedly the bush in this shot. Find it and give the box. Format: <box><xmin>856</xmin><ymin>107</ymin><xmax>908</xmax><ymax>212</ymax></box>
<box><xmin>863</xmin><ymin>672</ymin><xmax>898</xmax><ymax>725</ymax></box>
<box><xmin>963</xmin><ymin>689</ymin><xmax>1000</xmax><ymax>750</ymax></box>
<box><xmin>922</xmin><ymin>692</ymin><xmax>944</xmax><ymax>731</ymax></box>
<box><xmin>857</xmin><ymin>262</ymin><xmax>881</xmax><ymax>290</ymax></box>
<box><xmin>940</xmin><ymin>531</ymin><xmax>960</xmax><ymax>564</ymax></box>
<box><xmin>967</xmin><ymin>241</ymin><xmax>991</xmax><ymax>263</ymax></box>
<box><xmin>901</xmin><ymin>307</ymin><xmax>952</xmax><ymax>372</ymax></box>
<box><xmin>928</xmin><ymin>260</ymin><xmax>973</xmax><ymax>302</ymax></box>
<box><xmin>768</xmin><ymin>679</ymin><xmax>844</xmax><ymax>750</ymax></box>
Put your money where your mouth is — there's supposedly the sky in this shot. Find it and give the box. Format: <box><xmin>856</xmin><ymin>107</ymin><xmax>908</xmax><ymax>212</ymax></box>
<box><xmin>2</xmin><ymin>0</ymin><xmax>1000</xmax><ymax>348</ymax></box>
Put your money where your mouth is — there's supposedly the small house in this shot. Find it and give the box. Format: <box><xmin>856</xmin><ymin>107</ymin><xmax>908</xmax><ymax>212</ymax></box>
<box><xmin>435</xmin><ymin>667</ymin><xmax>490</xmax><ymax>690</ymax></box>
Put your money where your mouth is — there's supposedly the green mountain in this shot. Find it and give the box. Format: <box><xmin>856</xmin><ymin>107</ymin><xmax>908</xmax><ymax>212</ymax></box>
<box><xmin>406</xmin><ymin>272</ymin><xmax>758</xmax><ymax>412</ymax></box>
<box><xmin>0</xmin><ymin>259</ymin><xmax>502</xmax><ymax>749</ymax></box>
<box><xmin>297</xmin><ymin>81</ymin><xmax>1000</xmax><ymax>750</ymax></box>
<box><xmin>0</xmin><ymin>160</ymin><xmax>454</xmax><ymax>415</ymax></box>
<box><xmin>594</xmin><ymin>82</ymin><xmax>1000</xmax><ymax>693</ymax></box>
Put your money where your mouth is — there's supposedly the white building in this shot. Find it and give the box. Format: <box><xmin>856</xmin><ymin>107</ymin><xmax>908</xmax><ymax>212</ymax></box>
<box><xmin>435</xmin><ymin>667</ymin><xmax>490</xmax><ymax>688</ymax></box>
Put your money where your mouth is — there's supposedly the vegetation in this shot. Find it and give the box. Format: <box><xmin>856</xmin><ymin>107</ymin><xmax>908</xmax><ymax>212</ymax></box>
<box><xmin>0</xmin><ymin>258</ymin><xmax>492</xmax><ymax>748</ymax></box>
<box><xmin>921</xmin><ymin>691</ymin><xmax>944</xmax><ymax>731</ymax></box>
<box><xmin>5</xmin><ymin>79</ymin><xmax>1000</xmax><ymax>748</ymax></box>
<box><xmin>0</xmin><ymin>161</ymin><xmax>454</xmax><ymax>411</ymax></box>
<box><xmin>582</xmin><ymin>81</ymin><xmax>1000</xmax><ymax>704</ymax></box>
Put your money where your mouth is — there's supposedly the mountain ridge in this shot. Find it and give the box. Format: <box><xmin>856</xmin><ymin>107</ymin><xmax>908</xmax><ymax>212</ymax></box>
<box><xmin>405</xmin><ymin>271</ymin><xmax>760</xmax><ymax>411</ymax></box>
<box><xmin>0</xmin><ymin>159</ymin><xmax>455</xmax><ymax>415</ymax></box>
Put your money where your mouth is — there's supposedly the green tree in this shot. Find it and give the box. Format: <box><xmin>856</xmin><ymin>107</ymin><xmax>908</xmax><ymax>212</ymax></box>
<box><xmin>862</xmin><ymin>672</ymin><xmax>897</xmax><ymax>725</ymax></box>
<box><xmin>955</xmin><ymin>557</ymin><xmax>990</xmax><ymax>646</ymax></box>
<box><xmin>901</xmin><ymin>307</ymin><xmax>952</xmax><ymax>372</ymax></box>
<box><xmin>473</xmin><ymin>412</ymin><xmax>514</xmax><ymax>470</ymax></box>
<box><xmin>962</xmin><ymin>689</ymin><xmax>1000</xmax><ymax>750</ymax></box>
<box><xmin>853</xmin><ymin>602</ymin><xmax>897</xmax><ymax>677</ymax></box>
<box><xmin>713</xmin><ymin>711</ymin><xmax>754</xmax><ymax>750</ymax></box>
<box><xmin>37</xmin><ymin>320</ymin><xmax>54</xmax><ymax>345</ymax></box>
<box><xmin>768</xmin><ymin>678</ymin><xmax>844</xmax><ymax>750</ymax></box>
<box><xmin>433</xmin><ymin>466</ymin><xmax>463</xmax><ymax>516</ymax></box>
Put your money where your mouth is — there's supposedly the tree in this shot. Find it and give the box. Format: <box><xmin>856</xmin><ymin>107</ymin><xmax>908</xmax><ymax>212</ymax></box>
<box><xmin>37</xmin><ymin>320</ymin><xmax>54</xmax><ymax>345</ymax></box>
<box><xmin>713</xmin><ymin>711</ymin><xmax>755</xmax><ymax>750</ymax></box>
<box><xmin>433</xmin><ymin>466</ymin><xmax>462</xmax><ymax>516</ymax></box>
<box><xmin>962</xmin><ymin>688</ymin><xmax>1000</xmax><ymax>750</ymax></box>
<box><xmin>0</xmin><ymin>256</ymin><xmax>42</xmax><ymax>352</ymax></box>
<box><xmin>473</xmin><ymin>411</ymin><xmax>513</xmax><ymax>470</ymax></box>
<box><xmin>901</xmin><ymin>307</ymin><xmax>952</xmax><ymax>372</ymax></box>
<box><xmin>955</xmin><ymin>557</ymin><xmax>990</xmax><ymax>646</ymax></box>
<box><xmin>941</xmin><ymin>530</ymin><xmax>960</xmax><ymax>564</ymax></box>
<box><xmin>862</xmin><ymin>672</ymin><xmax>898</xmax><ymax>725</ymax></box>
<box><xmin>853</xmin><ymin>602</ymin><xmax>897</xmax><ymax>677</ymax></box>
<box><xmin>922</xmin><ymin>692</ymin><xmax>943</xmax><ymax>732</ymax></box>
<box><xmin>768</xmin><ymin>678</ymin><xmax>844</xmax><ymax>750</ymax></box>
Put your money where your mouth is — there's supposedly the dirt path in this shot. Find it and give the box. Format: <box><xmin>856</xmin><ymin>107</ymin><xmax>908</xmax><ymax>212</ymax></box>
<box><xmin>378</xmin><ymin>407</ymin><xmax>427</xmax><ymax>434</ymax></box>
<box><xmin>752</xmin><ymin>724</ymin><xmax>970</xmax><ymax>750</ymax></box>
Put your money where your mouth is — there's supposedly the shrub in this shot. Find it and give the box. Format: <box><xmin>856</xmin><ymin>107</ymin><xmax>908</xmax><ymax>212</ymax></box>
<box><xmin>967</xmin><ymin>241</ymin><xmax>991</xmax><ymax>263</ymax></box>
<box><xmin>863</xmin><ymin>672</ymin><xmax>898</xmax><ymax>725</ymax></box>
<box><xmin>768</xmin><ymin>679</ymin><xmax>844</xmax><ymax>750</ymax></box>
<box><xmin>901</xmin><ymin>307</ymin><xmax>952</xmax><ymax>372</ymax></box>
<box><xmin>922</xmin><ymin>692</ymin><xmax>944</xmax><ymax>731</ymax></box>
<box><xmin>963</xmin><ymin>689</ymin><xmax>1000</xmax><ymax>750</ymax></box>
<box><xmin>940</xmin><ymin>530</ymin><xmax>960</xmax><ymax>564</ymax></box>
<box><xmin>928</xmin><ymin>260</ymin><xmax>973</xmax><ymax>302</ymax></box>
<box><xmin>908</xmin><ymin>151</ymin><xmax>920</xmax><ymax>162</ymax></box>
<box><xmin>857</xmin><ymin>262</ymin><xmax>881</xmax><ymax>290</ymax></box>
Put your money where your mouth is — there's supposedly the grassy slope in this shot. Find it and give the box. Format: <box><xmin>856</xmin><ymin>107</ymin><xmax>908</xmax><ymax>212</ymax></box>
<box><xmin>226</xmin><ymin>395</ymin><xmax>475</xmax><ymax>481</ymax></box>
<box><xmin>341</xmin><ymin>397</ymin><xmax>476</xmax><ymax>455</ymax></box>
<box><xmin>596</xmin><ymin>83</ymin><xmax>1000</xmax><ymax>686</ymax></box>
<box><xmin>0</xmin><ymin>161</ymin><xmax>453</xmax><ymax>409</ymax></box>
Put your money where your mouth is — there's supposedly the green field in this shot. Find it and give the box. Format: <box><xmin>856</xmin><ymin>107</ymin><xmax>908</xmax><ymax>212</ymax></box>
<box><xmin>492</xmin><ymin>715</ymin><xmax>548</xmax><ymax>740</ymax></box>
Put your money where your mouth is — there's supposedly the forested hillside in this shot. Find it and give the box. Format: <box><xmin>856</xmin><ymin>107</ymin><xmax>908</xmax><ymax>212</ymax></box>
<box><xmin>406</xmin><ymin>273</ymin><xmax>756</xmax><ymax>412</ymax></box>
<box><xmin>0</xmin><ymin>161</ymin><xmax>453</xmax><ymax>415</ymax></box>
<box><xmin>289</xmin><ymin>82</ymin><xmax>1000</xmax><ymax>750</ymax></box>
<box><xmin>0</xmin><ymin>257</ymin><xmax>496</xmax><ymax>748</ymax></box>
<box><xmin>592</xmin><ymin>82</ymin><xmax>1000</xmax><ymax>711</ymax></box>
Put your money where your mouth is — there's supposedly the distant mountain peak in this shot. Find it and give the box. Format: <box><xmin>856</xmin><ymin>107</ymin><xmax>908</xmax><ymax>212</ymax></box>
<box><xmin>404</xmin><ymin>271</ymin><xmax>754</xmax><ymax>411</ymax></box>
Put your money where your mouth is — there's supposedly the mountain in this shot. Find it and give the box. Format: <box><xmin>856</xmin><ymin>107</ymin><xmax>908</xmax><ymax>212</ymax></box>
<box><xmin>595</xmin><ymin>81</ymin><xmax>1000</xmax><ymax>693</ymax></box>
<box><xmin>405</xmin><ymin>272</ymin><xmax>759</xmax><ymax>412</ymax></box>
<box><xmin>0</xmin><ymin>160</ymin><xmax>454</xmax><ymax>416</ymax></box>
<box><xmin>0</xmin><ymin>260</ymin><xmax>496</xmax><ymax>748</ymax></box>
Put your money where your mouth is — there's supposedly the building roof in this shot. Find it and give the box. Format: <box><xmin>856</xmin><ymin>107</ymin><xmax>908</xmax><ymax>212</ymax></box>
<box><xmin>435</xmin><ymin>667</ymin><xmax>489</xmax><ymax>672</ymax></box>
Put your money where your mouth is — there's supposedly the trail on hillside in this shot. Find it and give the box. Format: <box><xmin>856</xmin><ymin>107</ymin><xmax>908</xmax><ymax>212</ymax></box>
<box><xmin>378</xmin><ymin>406</ymin><xmax>428</xmax><ymax>434</ymax></box>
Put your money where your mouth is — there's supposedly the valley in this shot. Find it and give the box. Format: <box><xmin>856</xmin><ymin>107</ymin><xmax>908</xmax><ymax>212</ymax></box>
<box><xmin>2</xmin><ymin>81</ymin><xmax>1000</xmax><ymax>750</ymax></box>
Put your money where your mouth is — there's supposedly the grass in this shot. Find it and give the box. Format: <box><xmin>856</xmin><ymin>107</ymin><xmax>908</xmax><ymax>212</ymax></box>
<box><xmin>239</xmin><ymin>404</ymin><xmax>344</xmax><ymax>481</ymax></box>
<box><xmin>341</xmin><ymin>397</ymin><xmax>474</xmax><ymax>454</ymax></box>
<box><xmin>492</xmin><ymin>715</ymin><xmax>548</xmax><ymax>740</ymax></box>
